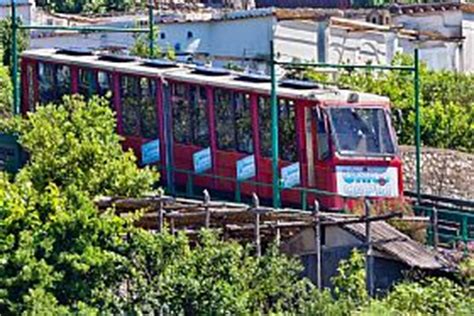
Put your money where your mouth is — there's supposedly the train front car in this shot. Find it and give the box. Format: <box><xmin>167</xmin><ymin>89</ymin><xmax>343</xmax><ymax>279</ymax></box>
<box><xmin>313</xmin><ymin>91</ymin><xmax>403</xmax><ymax>211</ymax></box>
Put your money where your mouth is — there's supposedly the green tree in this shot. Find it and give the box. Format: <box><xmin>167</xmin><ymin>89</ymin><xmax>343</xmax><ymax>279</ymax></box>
<box><xmin>0</xmin><ymin>18</ymin><xmax>29</xmax><ymax>69</ymax></box>
<box><xmin>4</xmin><ymin>95</ymin><xmax>159</xmax><ymax>197</ymax></box>
<box><xmin>0</xmin><ymin>65</ymin><xmax>12</xmax><ymax>117</ymax></box>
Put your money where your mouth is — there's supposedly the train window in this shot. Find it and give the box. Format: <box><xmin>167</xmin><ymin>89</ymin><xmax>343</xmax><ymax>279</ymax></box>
<box><xmin>258</xmin><ymin>97</ymin><xmax>272</xmax><ymax>157</ymax></box>
<box><xmin>315</xmin><ymin>108</ymin><xmax>330</xmax><ymax>160</ymax></box>
<box><xmin>121</xmin><ymin>76</ymin><xmax>141</xmax><ymax>136</ymax></box>
<box><xmin>56</xmin><ymin>65</ymin><xmax>71</xmax><ymax>101</ymax></box>
<box><xmin>78</xmin><ymin>69</ymin><xmax>97</xmax><ymax>99</ymax></box>
<box><xmin>120</xmin><ymin>75</ymin><xmax>158</xmax><ymax>139</ymax></box>
<box><xmin>215</xmin><ymin>89</ymin><xmax>234</xmax><ymax>150</ymax></box>
<box><xmin>258</xmin><ymin>97</ymin><xmax>297</xmax><ymax>160</ymax></box>
<box><xmin>215</xmin><ymin>89</ymin><xmax>252</xmax><ymax>153</ymax></box>
<box><xmin>328</xmin><ymin>107</ymin><xmax>396</xmax><ymax>156</ymax></box>
<box><xmin>190</xmin><ymin>86</ymin><xmax>209</xmax><ymax>147</ymax></box>
<box><xmin>139</xmin><ymin>78</ymin><xmax>159</xmax><ymax>139</ymax></box>
<box><xmin>97</xmin><ymin>71</ymin><xmax>112</xmax><ymax>98</ymax></box>
<box><xmin>235</xmin><ymin>93</ymin><xmax>253</xmax><ymax>153</ymax></box>
<box><xmin>26</xmin><ymin>63</ymin><xmax>35</xmax><ymax>111</ymax></box>
<box><xmin>38</xmin><ymin>62</ymin><xmax>56</xmax><ymax>105</ymax></box>
<box><xmin>279</xmin><ymin>99</ymin><xmax>297</xmax><ymax>162</ymax></box>
<box><xmin>172</xmin><ymin>83</ymin><xmax>191</xmax><ymax>144</ymax></box>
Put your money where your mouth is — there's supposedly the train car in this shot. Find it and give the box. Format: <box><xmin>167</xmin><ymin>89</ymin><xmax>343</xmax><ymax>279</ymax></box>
<box><xmin>20</xmin><ymin>48</ymin><xmax>403</xmax><ymax>210</ymax></box>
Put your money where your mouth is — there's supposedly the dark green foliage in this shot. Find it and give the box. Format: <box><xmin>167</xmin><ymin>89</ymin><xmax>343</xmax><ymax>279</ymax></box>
<box><xmin>0</xmin><ymin>66</ymin><xmax>12</xmax><ymax>117</ymax></box>
<box><xmin>39</xmin><ymin>0</ymin><xmax>143</xmax><ymax>14</ymax></box>
<box><xmin>0</xmin><ymin>18</ymin><xmax>29</xmax><ymax>70</ymax></box>
<box><xmin>5</xmin><ymin>95</ymin><xmax>159</xmax><ymax>197</ymax></box>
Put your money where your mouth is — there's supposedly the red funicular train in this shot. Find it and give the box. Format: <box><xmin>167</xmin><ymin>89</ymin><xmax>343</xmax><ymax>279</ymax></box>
<box><xmin>20</xmin><ymin>48</ymin><xmax>403</xmax><ymax>210</ymax></box>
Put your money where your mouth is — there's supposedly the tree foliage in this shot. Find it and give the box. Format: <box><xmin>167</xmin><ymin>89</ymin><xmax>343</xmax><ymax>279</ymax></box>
<box><xmin>0</xmin><ymin>95</ymin><xmax>471</xmax><ymax>314</ymax></box>
<box><xmin>38</xmin><ymin>0</ymin><xmax>146</xmax><ymax>14</ymax></box>
<box><xmin>0</xmin><ymin>18</ymin><xmax>29</xmax><ymax>70</ymax></box>
<box><xmin>0</xmin><ymin>65</ymin><xmax>12</xmax><ymax>118</ymax></box>
<box><xmin>4</xmin><ymin>95</ymin><xmax>158</xmax><ymax>197</ymax></box>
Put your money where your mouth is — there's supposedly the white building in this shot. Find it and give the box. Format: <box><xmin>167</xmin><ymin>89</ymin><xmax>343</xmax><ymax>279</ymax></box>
<box><xmin>0</xmin><ymin>0</ymin><xmax>35</xmax><ymax>24</ymax></box>
<box><xmin>29</xmin><ymin>4</ymin><xmax>474</xmax><ymax>72</ymax></box>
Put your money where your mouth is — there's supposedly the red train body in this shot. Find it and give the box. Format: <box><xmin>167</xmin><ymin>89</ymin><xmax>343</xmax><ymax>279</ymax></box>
<box><xmin>20</xmin><ymin>49</ymin><xmax>404</xmax><ymax>210</ymax></box>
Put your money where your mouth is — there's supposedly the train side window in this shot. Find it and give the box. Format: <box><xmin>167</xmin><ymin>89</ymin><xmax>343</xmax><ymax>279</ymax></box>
<box><xmin>139</xmin><ymin>78</ymin><xmax>159</xmax><ymax>139</ymax></box>
<box><xmin>215</xmin><ymin>88</ymin><xmax>234</xmax><ymax>150</ymax></box>
<box><xmin>190</xmin><ymin>85</ymin><xmax>209</xmax><ymax>147</ymax></box>
<box><xmin>38</xmin><ymin>62</ymin><xmax>56</xmax><ymax>105</ymax></box>
<box><xmin>121</xmin><ymin>75</ymin><xmax>141</xmax><ymax>136</ymax></box>
<box><xmin>279</xmin><ymin>99</ymin><xmax>297</xmax><ymax>161</ymax></box>
<box><xmin>234</xmin><ymin>93</ymin><xmax>253</xmax><ymax>153</ymax></box>
<box><xmin>258</xmin><ymin>96</ymin><xmax>272</xmax><ymax>157</ymax></box>
<box><xmin>56</xmin><ymin>65</ymin><xmax>71</xmax><ymax>101</ymax></box>
<box><xmin>120</xmin><ymin>76</ymin><xmax>158</xmax><ymax>139</ymax></box>
<box><xmin>97</xmin><ymin>71</ymin><xmax>112</xmax><ymax>98</ymax></box>
<box><xmin>78</xmin><ymin>68</ymin><xmax>97</xmax><ymax>99</ymax></box>
<box><xmin>172</xmin><ymin>83</ymin><xmax>191</xmax><ymax>144</ymax></box>
<box><xmin>315</xmin><ymin>108</ymin><xmax>330</xmax><ymax>160</ymax></box>
<box><xmin>215</xmin><ymin>89</ymin><xmax>253</xmax><ymax>153</ymax></box>
<box><xmin>26</xmin><ymin>63</ymin><xmax>35</xmax><ymax>111</ymax></box>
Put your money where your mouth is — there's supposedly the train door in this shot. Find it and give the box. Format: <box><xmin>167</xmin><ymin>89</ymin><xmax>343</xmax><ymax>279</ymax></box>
<box><xmin>213</xmin><ymin>88</ymin><xmax>256</xmax><ymax>198</ymax></box>
<box><xmin>312</xmin><ymin>106</ymin><xmax>339</xmax><ymax>209</ymax></box>
<box><xmin>170</xmin><ymin>82</ymin><xmax>212</xmax><ymax>190</ymax></box>
<box><xmin>118</xmin><ymin>74</ymin><xmax>161</xmax><ymax>168</ymax></box>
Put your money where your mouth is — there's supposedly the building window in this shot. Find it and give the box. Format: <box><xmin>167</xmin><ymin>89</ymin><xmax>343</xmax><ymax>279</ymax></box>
<box><xmin>160</xmin><ymin>32</ymin><xmax>166</xmax><ymax>40</ymax></box>
<box><xmin>187</xmin><ymin>31</ymin><xmax>193</xmax><ymax>39</ymax></box>
<box><xmin>120</xmin><ymin>75</ymin><xmax>158</xmax><ymax>138</ymax></box>
<box><xmin>56</xmin><ymin>64</ymin><xmax>71</xmax><ymax>101</ymax></box>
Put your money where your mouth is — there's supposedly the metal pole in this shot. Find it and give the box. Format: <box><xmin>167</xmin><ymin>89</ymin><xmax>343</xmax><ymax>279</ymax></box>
<box><xmin>365</xmin><ymin>199</ymin><xmax>374</xmax><ymax>297</ymax></box>
<box><xmin>11</xmin><ymin>0</ymin><xmax>19</xmax><ymax>115</ymax></box>
<box><xmin>269</xmin><ymin>40</ymin><xmax>280</xmax><ymax>208</ymax></box>
<box><xmin>148</xmin><ymin>1</ymin><xmax>155</xmax><ymax>58</ymax></box>
<box><xmin>414</xmin><ymin>48</ymin><xmax>421</xmax><ymax>203</ymax></box>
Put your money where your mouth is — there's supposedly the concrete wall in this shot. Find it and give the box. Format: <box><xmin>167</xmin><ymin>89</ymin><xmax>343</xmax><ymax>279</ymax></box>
<box><xmin>393</xmin><ymin>11</ymin><xmax>463</xmax><ymax>38</ymax></box>
<box><xmin>462</xmin><ymin>14</ymin><xmax>474</xmax><ymax>73</ymax></box>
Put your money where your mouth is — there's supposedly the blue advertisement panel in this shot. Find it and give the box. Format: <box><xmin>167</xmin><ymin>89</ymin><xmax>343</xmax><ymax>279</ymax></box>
<box><xmin>141</xmin><ymin>139</ymin><xmax>160</xmax><ymax>165</ymax></box>
<box><xmin>281</xmin><ymin>162</ymin><xmax>301</xmax><ymax>189</ymax></box>
<box><xmin>236</xmin><ymin>155</ymin><xmax>256</xmax><ymax>181</ymax></box>
<box><xmin>193</xmin><ymin>147</ymin><xmax>212</xmax><ymax>174</ymax></box>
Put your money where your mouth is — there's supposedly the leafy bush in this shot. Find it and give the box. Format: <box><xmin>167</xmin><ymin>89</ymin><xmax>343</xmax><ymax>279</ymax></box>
<box><xmin>0</xmin><ymin>65</ymin><xmax>12</xmax><ymax>117</ymax></box>
<box><xmin>4</xmin><ymin>95</ymin><xmax>159</xmax><ymax>197</ymax></box>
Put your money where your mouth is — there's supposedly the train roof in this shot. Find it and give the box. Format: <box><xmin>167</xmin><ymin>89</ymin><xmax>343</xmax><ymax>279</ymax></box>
<box><xmin>21</xmin><ymin>49</ymin><xmax>390</xmax><ymax>105</ymax></box>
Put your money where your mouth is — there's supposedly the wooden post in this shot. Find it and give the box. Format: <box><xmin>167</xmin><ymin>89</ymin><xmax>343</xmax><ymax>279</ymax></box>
<box><xmin>252</xmin><ymin>193</ymin><xmax>261</xmax><ymax>257</ymax></box>
<box><xmin>433</xmin><ymin>207</ymin><xmax>439</xmax><ymax>250</ymax></box>
<box><xmin>313</xmin><ymin>200</ymin><xmax>322</xmax><ymax>290</ymax></box>
<box><xmin>158</xmin><ymin>190</ymin><xmax>164</xmax><ymax>233</ymax></box>
<box><xmin>365</xmin><ymin>199</ymin><xmax>374</xmax><ymax>297</ymax></box>
<box><xmin>203</xmin><ymin>190</ymin><xmax>211</xmax><ymax>229</ymax></box>
<box><xmin>275</xmin><ymin>220</ymin><xmax>281</xmax><ymax>247</ymax></box>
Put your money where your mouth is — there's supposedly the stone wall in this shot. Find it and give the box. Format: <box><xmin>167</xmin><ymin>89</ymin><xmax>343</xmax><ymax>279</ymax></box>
<box><xmin>400</xmin><ymin>146</ymin><xmax>474</xmax><ymax>200</ymax></box>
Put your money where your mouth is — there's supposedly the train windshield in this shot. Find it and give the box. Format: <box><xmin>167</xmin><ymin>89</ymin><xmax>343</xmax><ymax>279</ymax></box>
<box><xmin>328</xmin><ymin>107</ymin><xmax>396</xmax><ymax>156</ymax></box>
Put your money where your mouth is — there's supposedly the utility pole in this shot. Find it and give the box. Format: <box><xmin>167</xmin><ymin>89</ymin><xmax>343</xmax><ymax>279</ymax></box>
<box><xmin>269</xmin><ymin>40</ymin><xmax>280</xmax><ymax>208</ymax></box>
